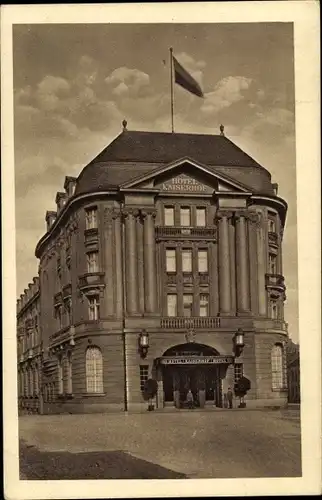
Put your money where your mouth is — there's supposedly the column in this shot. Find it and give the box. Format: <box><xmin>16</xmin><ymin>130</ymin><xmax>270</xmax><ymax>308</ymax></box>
<box><xmin>103</xmin><ymin>208</ymin><xmax>115</xmax><ymax>316</ymax></box>
<box><xmin>136</xmin><ymin>216</ymin><xmax>145</xmax><ymax>314</ymax></box>
<box><xmin>235</xmin><ymin>211</ymin><xmax>250</xmax><ymax>314</ymax></box>
<box><xmin>124</xmin><ymin>208</ymin><xmax>139</xmax><ymax>315</ymax></box>
<box><xmin>113</xmin><ymin>211</ymin><xmax>124</xmax><ymax>318</ymax></box>
<box><xmin>229</xmin><ymin>222</ymin><xmax>236</xmax><ymax>315</ymax></box>
<box><xmin>216</xmin><ymin>211</ymin><xmax>232</xmax><ymax>315</ymax></box>
<box><xmin>254</xmin><ymin>212</ymin><xmax>267</xmax><ymax>316</ymax></box>
<box><xmin>142</xmin><ymin>209</ymin><xmax>157</xmax><ymax>313</ymax></box>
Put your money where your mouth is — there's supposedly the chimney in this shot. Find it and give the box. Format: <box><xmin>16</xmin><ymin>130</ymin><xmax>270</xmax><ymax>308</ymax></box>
<box><xmin>45</xmin><ymin>211</ymin><xmax>57</xmax><ymax>232</ymax></box>
<box><xmin>64</xmin><ymin>176</ymin><xmax>77</xmax><ymax>198</ymax></box>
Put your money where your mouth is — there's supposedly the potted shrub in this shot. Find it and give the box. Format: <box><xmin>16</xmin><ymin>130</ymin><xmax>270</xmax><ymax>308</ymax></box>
<box><xmin>234</xmin><ymin>376</ymin><xmax>251</xmax><ymax>408</ymax></box>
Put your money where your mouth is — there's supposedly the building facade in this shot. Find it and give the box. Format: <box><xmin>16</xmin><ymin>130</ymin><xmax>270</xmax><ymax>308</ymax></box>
<box><xmin>287</xmin><ymin>340</ymin><xmax>300</xmax><ymax>404</ymax></box>
<box><xmin>17</xmin><ymin>277</ymin><xmax>42</xmax><ymax>414</ymax></box>
<box><xmin>17</xmin><ymin>126</ymin><xmax>290</xmax><ymax>413</ymax></box>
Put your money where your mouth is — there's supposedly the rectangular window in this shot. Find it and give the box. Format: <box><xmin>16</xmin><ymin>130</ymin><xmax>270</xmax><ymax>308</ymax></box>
<box><xmin>268</xmin><ymin>253</ymin><xmax>277</xmax><ymax>274</ymax></box>
<box><xmin>139</xmin><ymin>365</ymin><xmax>149</xmax><ymax>392</ymax></box>
<box><xmin>167</xmin><ymin>294</ymin><xmax>177</xmax><ymax>317</ymax></box>
<box><xmin>166</xmin><ymin>249</ymin><xmax>176</xmax><ymax>273</ymax></box>
<box><xmin>55</xmin><ymin>305</ymin><xmax>63</xmax><ymax>330</ymax></box>
<box><xmin>270</xmin><ymin>300</ymin><xmax>278</xmax><ymax>319</ymax></box>
<box><xmin>183</xmin><ymin>294</ymin><xmax>193</xmax><ymax>317</ymax></box>
<box><xmin>198</xmin><ymin>249</ymin><xmax>208</xmax><ymax>273</ymax></box>
<box><xmin>85</xmin><ymin>207</ymin><xmax>98</xmax><ymax>229</ymax></box>
<box><xmin>199</xmin><ymin>294</ymin><xmax>209</xmax><ymax>317</ymax></box>
<box><xmin>87</xmin><ymin>251</ymin><xmax>99</xmax><ymax>273</ymax></box>
<box><xmin>164</xmin><ymin>206</ymin><xmax>174</xmax><ymax>226</ymax></box>
<box><xmin>58</xmin><ymin>357</ymin><xmax>63</xmax><ymax>395</ymax></box>
<box><xmin>88</xmin><ymin>295</ymin><xmax>100</xmax><ymax>320</ymax></box>
<box><xmin>196</xmin><ymin>207</ymin><xmax>206</xmax><ymax>227</ymax></box>
<box><xmin>67</xmin><ymin>352</ymin><xmax>72</xmax><ymax>394</ymax></box>
<box><xmin>180</xmin><ymin>207</ymin><xmax>191</xmax><ymax>227</ymax></box>
<box><xmin>234</xmin><ymin>364</ymin><xmax>244</xmax><ymax>386</ymax></box>
<box><xmin>65</xmin><ymin>299</ymin><xmax>72</xmax><ymax>326</ymax></box>
<box><xmin>182</xmin><ymin>249</ymin><xmax>192</xmax><ymax>273</ymax></box>
<box><xmin>268</xmin><ymin>217</ymin><xmax>276</xmax><ymax>233</ymax></box>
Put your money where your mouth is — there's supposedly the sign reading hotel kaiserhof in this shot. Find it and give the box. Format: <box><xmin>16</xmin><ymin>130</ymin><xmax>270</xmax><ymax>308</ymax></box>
<box><xmin>160</xmin><ymin>356</ymin><xmax>234</xmax><ymax>365</ymax></box>
<box><xmin>158</xmin><ymin>174</ymin><xmax>213</xmax><ymax>193</ymax></box>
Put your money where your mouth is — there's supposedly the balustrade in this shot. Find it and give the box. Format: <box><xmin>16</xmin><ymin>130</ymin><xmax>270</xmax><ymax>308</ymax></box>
<box><xmin>161</xmin><ymin>317</ymin><xmax>220</xmax><ymax>329</ymax></box>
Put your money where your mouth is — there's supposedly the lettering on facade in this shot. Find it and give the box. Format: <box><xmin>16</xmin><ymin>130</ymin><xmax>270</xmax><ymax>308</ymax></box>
<box><xmin>158</xmin><ymin>174</ymin><xmax>212</xmax><ymax>193</ymax></box>
<box><xmin>160</xmin><ymin>356</ymin><xmax>234</xmax><ymax>365</ymax></box>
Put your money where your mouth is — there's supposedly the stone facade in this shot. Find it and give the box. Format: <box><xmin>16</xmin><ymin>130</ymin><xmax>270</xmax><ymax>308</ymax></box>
<box><xmin>17</xmin><ymin>129</ymin><xmax>290</xmax><ymax>413</ymax></box>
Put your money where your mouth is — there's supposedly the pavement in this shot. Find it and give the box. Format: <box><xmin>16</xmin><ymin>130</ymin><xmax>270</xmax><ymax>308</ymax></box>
<box><xmin>19</xmin><ymin>408</ymin><xmax>301</xmax><ymax>479</ymax></box>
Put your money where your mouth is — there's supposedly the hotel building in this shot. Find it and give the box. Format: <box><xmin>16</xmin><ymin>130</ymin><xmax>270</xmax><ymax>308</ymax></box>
<box><xmin>17</xmin><ymin>124</ymin><xmax>289</xmax><ymax>413</ymax></box>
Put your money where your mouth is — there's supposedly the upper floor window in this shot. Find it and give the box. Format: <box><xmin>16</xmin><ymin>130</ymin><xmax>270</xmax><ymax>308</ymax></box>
<box><xmin>180</xmin><ymin>207</ymin><xmax>191</xmax><ymax>227</ymax></box>
<box><xmin>55</xmin><ymin>305</ymin><xmax>63</xmax><ymax>330</ymax></box>
<box><xmin>87</xmin><ymin>251</ymin><xmax>99</xmax><ymax>273</ymax></box>
<box><xmin>196</xmin><ymin>207</ymin><xmax>206</xmax><ymax>227</ymax></box>
<box><xmin>58</xmin><ymin>356</ymin><xmax>63</xmax><ymax>395</ymax></box>
<box><xmin>65</xmin><ymin>299</ymin><xmax>72</xmax><ymax>326</ymax></box>
<box><xmin>167</xmin><ymin>294</ymin><xmax>177</xmax><ymax>317</ymax></box>
<box><xmin>86</xmin><ymin>346</ymin><xmax>103</xmax><ymax>393</ymax></box>
<box><xmin>271</xmin><ymin>344</ymin><xmax>284</xmax><ymax>389</ymax></box>
<box><xmin>268</xmin><ymin>253</ymin><xmax>277</xmax><ymax>274</ymax></box>
<box><xmin>166</xmin><ymin>249</ymin><xmax>176</xmax><ymax>273</ymax></box>
<box><xmin>269</xmin><ymin>299</ymin><xmax>278</xmax><ymax>319</ymax></box>
<box><xmin>268</xmin><ymin>217</ymin><xmax>276</xmax><ymax>233</ymax></box>
<box><xmin>88</xmin><ymin>295</ymin><xmax>100</xmax><ymax>320</ymax></box>
<box><xmin>182</xmin><ymin>249</ymin><xmax>192</xmax><ymax>273</ymax></box>
<box><xmin>85</xmin><ymin>207</ymin><xmax>98</xmax><ymax>229</ymax></box>
<box><xmin>183</xmin><ymin>294</ymin><xmax>193</xmax><ymax>317</ymax></box>
<box><xmin>198</xmin><ymin>249</ymin><xmax>208</xmax><ymax>273</ymax></box>
<box><xmin>199</xmin><ymin>294</ymin><xmax>209</xmax><ymax>317</ymax></box>
<box><xmin>164</xmin><ymin>207</ymin><xmax>174</xmax><ymax>226</ymax></box>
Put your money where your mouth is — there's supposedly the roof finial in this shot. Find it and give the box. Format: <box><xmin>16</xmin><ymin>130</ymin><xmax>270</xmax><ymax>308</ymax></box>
<box><xmin>220</xmin><ymin>124</ymin><xmax>225</xmax><ymax>136</ymax></box>
<box><xmin>122</xmin><ymin>119</ymin><xmax>128</xmax><ymax>132</ymax></box>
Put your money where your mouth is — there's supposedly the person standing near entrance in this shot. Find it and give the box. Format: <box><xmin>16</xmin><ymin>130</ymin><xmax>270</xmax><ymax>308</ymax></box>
<box><xmin>186</xmin><ymin>389</ymin><xmax>194</xmax><ymax>409</ymax></box>
<box><xmin>227</xmin><ymin>387</ymin><xmax>233</xmax><ymax>409</ymax></box>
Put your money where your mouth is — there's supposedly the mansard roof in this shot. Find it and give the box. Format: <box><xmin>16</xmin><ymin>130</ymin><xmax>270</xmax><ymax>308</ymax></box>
<box><xmin>75</xmin><ymin>130</ymin><xmax>274</xmax><ymax>196</ymax></box>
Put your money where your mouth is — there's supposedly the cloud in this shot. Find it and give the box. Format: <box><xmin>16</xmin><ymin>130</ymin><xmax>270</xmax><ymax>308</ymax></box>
<box><xmin>201</xmin><ymin>76</ymin><xmax>253</xmax><ymax>114</ymax></box>
<box><xmin>105</xmin><ymin>67</ymin><xmax>150</xmax><ymax>96</ymax></box>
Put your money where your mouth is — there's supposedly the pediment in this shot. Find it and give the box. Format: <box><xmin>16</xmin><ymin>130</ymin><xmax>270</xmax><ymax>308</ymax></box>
<box><xmin>120</xmin><ymin>157</ymin><xmax>251</xmax><ymax>194</ymax></box>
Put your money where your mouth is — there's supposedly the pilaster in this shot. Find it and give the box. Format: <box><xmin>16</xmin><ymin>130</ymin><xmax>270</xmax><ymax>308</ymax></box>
<box><xmin>216</xmin><ymin>210</ymin><xmax>233</xmax><ymax>315</ymax></box>
<box><xmin>235</xmin><ymin>210</ymin><xmax>250</xmax><ymax>315</ymax></box>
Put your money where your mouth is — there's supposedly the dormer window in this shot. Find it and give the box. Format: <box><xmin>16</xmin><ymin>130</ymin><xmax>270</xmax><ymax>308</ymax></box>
<box><xmin>45</xmin><ymin>211</ymin><xmax>57</xmax><ymax>231</ymax></box>
<box><xmin>64</xmin><ymin>176</ymin><xmax>77</xmax><ymax>197</ymax></box>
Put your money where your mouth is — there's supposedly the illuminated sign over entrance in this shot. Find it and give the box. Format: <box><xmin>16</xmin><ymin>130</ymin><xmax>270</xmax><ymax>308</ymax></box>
<box><xmin>160</xmin><ymin>355</ymin><xmax>234</xmax><ymax>365</ymax></box>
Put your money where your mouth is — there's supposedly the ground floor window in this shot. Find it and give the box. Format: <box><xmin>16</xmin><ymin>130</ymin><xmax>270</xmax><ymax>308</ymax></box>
<box><xmin>86</xmin><ymin>346</ymin><xmax>103</xmax><ymax>393</ymax></box>
<box><xmin>139</xmin><ymin>365</ymin><xmax>149</xmax><ymax>392</ymax></box>
<box><xmin>271</xmin><ymin>343</ymin><xmax>284</xmax><ymax>389</ymax></box>
<box><xmin>234</xmin><ymin>363</ymin><xmax>243</xmax><ymax>387</ymax></box>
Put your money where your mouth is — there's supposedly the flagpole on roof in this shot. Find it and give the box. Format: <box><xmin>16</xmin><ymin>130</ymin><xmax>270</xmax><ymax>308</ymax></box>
<box><xmin>170</xmin><ymin>47</ymin><xmax>174</xmax><ymax>133</ymax></box>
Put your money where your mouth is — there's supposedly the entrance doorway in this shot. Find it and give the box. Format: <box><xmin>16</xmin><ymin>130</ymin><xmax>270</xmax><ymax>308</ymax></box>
<box><xmin>161</xmin><ymin>343</ymin><xmax>229</xmax><ymax>408</ymax></box>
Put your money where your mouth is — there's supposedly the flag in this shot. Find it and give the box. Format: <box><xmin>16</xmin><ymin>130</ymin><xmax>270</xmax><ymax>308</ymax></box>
<box><xmin>173</xmin><ymin>56</ymin><xmax>204</xmax><ymax>98</ymax></box>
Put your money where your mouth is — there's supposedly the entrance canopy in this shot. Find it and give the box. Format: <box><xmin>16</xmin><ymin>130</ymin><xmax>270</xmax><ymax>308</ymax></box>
<box><xmin>157</xmin><ymin>342</ymin><xmax>234</xmax><ymax>366</ymax></box>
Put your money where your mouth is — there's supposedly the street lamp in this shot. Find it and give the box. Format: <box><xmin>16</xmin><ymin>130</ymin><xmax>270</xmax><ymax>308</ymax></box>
<box><xmin>234</xmin><ymin>328</ymin><xmax>245</xmax><ymax>357</ymax></box>
<box><xmin>138</xmin><ymin>330</ymin><xmax>149</xmax><ymax>358</ymax></box>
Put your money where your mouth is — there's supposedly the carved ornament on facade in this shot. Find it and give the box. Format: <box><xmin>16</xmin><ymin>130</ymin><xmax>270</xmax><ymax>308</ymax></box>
<box><xmin>140</xmin><ymin>208</ymin><xmax>157</xmax><ymax>220</ymax></box>
<box><xmin>123</xmin><ymin>207</ymin><xmax>140</xmax><ymax>219</ymax></box>
<box><xmin>247</xmin><ymin>212</ymin><xmax>261</xmax><ymax>227</ymax></box>
<box><xmin>215</xmin><ymin>210</ymin><xmax>233</xmax><ymax>221</ymax></box>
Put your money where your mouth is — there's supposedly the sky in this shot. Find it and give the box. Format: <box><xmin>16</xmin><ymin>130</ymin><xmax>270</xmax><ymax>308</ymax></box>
<box><xmin>13</xmin><ymin>23</ymin><xmax>298</xmax><ymax>341</ymax></box>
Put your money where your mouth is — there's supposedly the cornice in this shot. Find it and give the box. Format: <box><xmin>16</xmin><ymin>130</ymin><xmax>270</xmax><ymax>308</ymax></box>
<box><xmin>35</xmin><ymin>191</ymin><xmax>118</xmax><ymax>258</ymax></box>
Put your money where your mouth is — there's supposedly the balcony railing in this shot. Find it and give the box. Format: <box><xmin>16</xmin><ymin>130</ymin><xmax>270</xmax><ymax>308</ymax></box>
<box><xmin>62</xmin><ymin>283</ymin><xmax>72</xmax><ymax>299</ymax></box>
<box><xmin>265</xmin><ymin>273</ymin><xmax>285</xmax><ymax>290</ymax></box>
<box><xmin>156</xmin><ymin>226</ymin><xmax>217</xmax><ymax>241</ymax></box>
<box><xmin>166</xmin><ymin>273</ymin><xmax>209</xmax><ymax>285</ymax></box>
<box><xmin>84</xmin><ymin>228</ymin><xmax>99</xmax><ymax>246</ymax></box>
<box><xmin>78</xmin><ymin>272</ymin><xmax>105</xmax><ymax>292</ymax></box>
<box><xmin>53</xmin><ymin>291</ymin><xmax>63</xmax><ymax>306</ymax></box>
<box><xmin>161</xmin><ymin>317</ymin><xmax>220</xmax><ymax>329</ymax></box>
<box><xmin>268</xmin><ymin>232</ymin><xmax>279</xmax><ymax>246</ymax></box>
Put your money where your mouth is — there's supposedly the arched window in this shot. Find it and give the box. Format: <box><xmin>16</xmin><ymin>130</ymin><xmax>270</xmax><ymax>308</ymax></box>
<box><xmin>271</xmin><ymin>344</ymin><xmax>285</xmax><ymax>389</ymax></box>
<box><xmin>86</xmin><ymin>346</ymin><xmax>103</xmax><ymax>393</ymax></box>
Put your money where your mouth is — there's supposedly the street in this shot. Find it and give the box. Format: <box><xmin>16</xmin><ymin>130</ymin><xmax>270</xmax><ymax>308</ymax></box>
<box><xmin>19</xmin><ymin>408</ymin><xmax>301</xmax><ymax>479</ymax></box>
